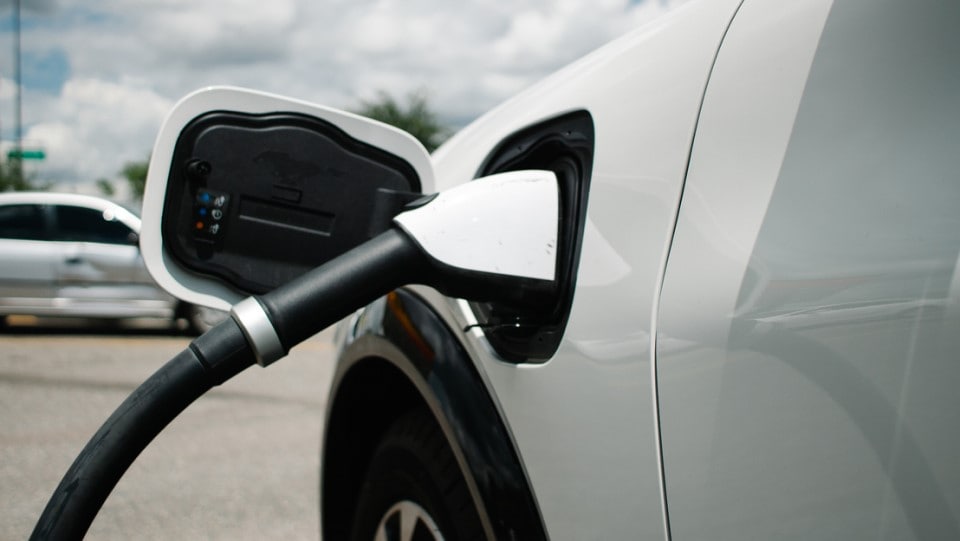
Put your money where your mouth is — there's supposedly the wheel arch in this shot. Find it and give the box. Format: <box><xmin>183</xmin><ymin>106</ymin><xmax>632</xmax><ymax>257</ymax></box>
<box><xmin>321</xmin><ymin>288</ymin><xmax>546</xmax><ymax>541</ymax></box>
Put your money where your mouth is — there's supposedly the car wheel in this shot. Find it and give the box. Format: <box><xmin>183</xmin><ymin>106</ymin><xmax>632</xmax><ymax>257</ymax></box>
<box><xmin>351</xmin><ymin>408</ymin><xmax>484</xmax><ymax>541</ymax></box>
<box><xmin>184</xmin><ymin>304</ymin><xmax>226</xmax><ymax>335</ymax></box>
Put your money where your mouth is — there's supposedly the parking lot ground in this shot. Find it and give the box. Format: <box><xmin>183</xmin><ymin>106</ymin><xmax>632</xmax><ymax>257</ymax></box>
<box><xmin>1</xmin><ymin>323</ymin><xmax>336</xmax><ymax>540</ymax></box>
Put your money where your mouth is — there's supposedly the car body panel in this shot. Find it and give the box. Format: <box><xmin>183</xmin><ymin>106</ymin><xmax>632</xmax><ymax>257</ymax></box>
<box><xmin>0</xmin><ymin>241</ymin><xmax>57</xmax><ymax>303</ymax></box>
<box><xmin>658</xmin><ymin>0</ymin><xmax>960</xmax><ymax>538</ymax></box>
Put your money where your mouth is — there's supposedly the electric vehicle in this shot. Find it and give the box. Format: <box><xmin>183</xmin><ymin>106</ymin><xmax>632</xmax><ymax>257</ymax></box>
<box><xmin>322</xmin><ymin>0</ymin><xmax>960</xmax><ymax>539</ymax></box>
<box><xmin>32</xmin><ymin>0</ymin><xmax>960</xmax><ymax>539</ymax></box>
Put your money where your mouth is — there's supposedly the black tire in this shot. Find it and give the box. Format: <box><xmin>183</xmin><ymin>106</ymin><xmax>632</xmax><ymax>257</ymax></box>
<box><xmin>351</xmin><ymin>408</ymin><xmax>484</xmax><ymax>541</ymax></box>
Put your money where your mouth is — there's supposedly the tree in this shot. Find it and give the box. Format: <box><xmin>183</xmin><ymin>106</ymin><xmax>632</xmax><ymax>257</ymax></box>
<box><xmin>355</xmin><ymin>90</ymin><xmax>449</xmax><ymax>152</ymax></box>
<box><xmin>0</xmin><ymin>158</ymin><xmax>36</xmax><ymax>192</ymax></box>
<box><xmin>96</xmin><ymin>178</ymin><xmax>115</xmax><ymax>197</ymax></box>
<box><xmin>122</xmin><ymin>159</ymin><xmax>149</xmax><ymax>201</ymax></box>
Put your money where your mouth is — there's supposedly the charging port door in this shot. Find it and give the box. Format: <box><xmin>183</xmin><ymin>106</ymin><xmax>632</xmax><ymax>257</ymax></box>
<box><xmin>140</xmin><ymin>87</ymin><xmax>433</xmax><ymax>309</ymax></box>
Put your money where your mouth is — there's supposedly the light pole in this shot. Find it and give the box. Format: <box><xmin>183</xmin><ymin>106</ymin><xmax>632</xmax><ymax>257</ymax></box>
<box><xmin>12</xmin><ymin>0</ymin><xmax>22</xmax><ymax>186</ymax></box>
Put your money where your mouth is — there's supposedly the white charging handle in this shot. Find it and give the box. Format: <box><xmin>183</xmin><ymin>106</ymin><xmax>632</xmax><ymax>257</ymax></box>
<box><xmin>393</xmin><ymin>170</ymin><xmax>559</xmax><ymax>282</ymax></box>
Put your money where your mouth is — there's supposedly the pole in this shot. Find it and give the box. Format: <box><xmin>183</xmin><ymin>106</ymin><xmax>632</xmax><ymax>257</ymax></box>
<box><xmin>13</xmin><ymin>0</ymin><xmax>22</xmax><ymax>186</ymax></box>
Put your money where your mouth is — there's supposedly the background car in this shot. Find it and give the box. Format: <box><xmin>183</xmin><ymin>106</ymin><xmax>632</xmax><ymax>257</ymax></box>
<box><xmin>320</xmin><ymin>0</ymin><xmax>960</xmax><ymax>539</ymax></box>
<box><xmin>0</xmin><ymin>192</ymin><xmax>223</xmax><ymax>332</ymax></box>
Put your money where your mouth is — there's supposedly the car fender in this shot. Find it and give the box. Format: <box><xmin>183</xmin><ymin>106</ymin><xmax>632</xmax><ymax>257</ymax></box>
<box><xmin>321</xmin><ymin>288</ymin><xmax>546</xmax><ymax>540</ymax></box>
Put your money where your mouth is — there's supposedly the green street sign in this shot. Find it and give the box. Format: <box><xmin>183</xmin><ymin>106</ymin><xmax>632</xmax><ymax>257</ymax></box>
<box><xmin>7</xmin><ymin>149</ymin><xmax>45</xmax><ymax>161</ymax></box>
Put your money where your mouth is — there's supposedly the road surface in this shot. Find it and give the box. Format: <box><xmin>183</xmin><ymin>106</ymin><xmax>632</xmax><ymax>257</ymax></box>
<box><xmin>1</xmin><ymin>319</ymin><xmax>336</xmax><ymax>540</ymax></box>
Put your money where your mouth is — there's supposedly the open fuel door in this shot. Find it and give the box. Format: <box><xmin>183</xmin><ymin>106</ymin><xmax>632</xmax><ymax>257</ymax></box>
<box><xmin>140</xmin><ymin>87</ymin><xmax>434</xmax><ymax>310</ymax></box>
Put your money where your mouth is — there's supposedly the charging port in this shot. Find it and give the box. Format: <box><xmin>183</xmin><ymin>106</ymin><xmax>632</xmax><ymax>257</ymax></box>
<box><xmin>472</xmin><ymin>110</ymin><xmax>595</xmax><ymax>363</ymax></box>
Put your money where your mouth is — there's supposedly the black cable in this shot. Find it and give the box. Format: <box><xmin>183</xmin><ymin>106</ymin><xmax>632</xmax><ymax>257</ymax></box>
<box><xmin>259</xmin><ymin>228</ymin><xmax>430</xmax><ymax>351</ymax></box>
<box><xmin>31</xmin><ymin>228</ymin><xmax>437</xmax><ymax>540</ymax></box>
<box><xmin>30</xmin><ymin>318</ymin><xmax>255</xmax><ymax>541</ymax></box>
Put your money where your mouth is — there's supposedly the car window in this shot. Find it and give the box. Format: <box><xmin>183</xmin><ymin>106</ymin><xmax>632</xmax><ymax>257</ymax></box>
<box><xmin>0</xmin><ymin>204</ymin><xmax>47</xmax><ymax>240</ymax></box>
<box><xmin>53</xmin><ymin>205</ymin><xmax>134</xmax><ymax>245</ymax></box>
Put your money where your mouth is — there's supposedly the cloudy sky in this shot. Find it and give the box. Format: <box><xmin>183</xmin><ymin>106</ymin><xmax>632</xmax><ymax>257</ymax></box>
<box><xmin>0</xmin><ymin>0</ymin><xmax>685</xmax><ymax>197</ymax></box>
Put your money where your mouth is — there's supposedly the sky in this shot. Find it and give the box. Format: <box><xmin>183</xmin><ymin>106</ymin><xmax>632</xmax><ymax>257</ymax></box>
<box><xmin>0</xmin><ymin>0</ymin><xmax>687</xmax><ymax>199</ymax></box>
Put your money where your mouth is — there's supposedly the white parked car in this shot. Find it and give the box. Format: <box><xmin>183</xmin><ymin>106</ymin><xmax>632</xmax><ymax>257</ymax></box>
<box><xmin>0</xmin><ymin>192</ymin><xmax>223</xmax><ymax>332</ymax></box>
<box><xmin>319</xmin><ymin>0</ymin><xmax>960</xmax><ymax>539</ymax></box>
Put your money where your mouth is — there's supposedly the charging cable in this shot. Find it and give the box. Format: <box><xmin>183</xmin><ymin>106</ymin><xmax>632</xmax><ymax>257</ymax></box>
<box><xmin>31</xmin><ymin>229</ymin><xmax>427</xmax><ymax>540</ymax></box>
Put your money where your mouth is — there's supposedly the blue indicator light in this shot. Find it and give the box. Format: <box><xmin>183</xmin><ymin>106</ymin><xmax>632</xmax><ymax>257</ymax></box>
<box><xmin>199</xmin><ymin>207</ymin><xmax>208</xmax><ymax>217</ymax></box>
<box><xmin>200</xmin><ymin>192</ymin><xmax>211</xmax><ymax>203</ymax></box>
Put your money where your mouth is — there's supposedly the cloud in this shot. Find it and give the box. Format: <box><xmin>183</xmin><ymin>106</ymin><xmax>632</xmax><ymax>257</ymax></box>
<box><xmin>136</xmin><ymin>0</ymin><xmax>297</xmax><ymax>67</ymax></box>
<box><xmin>21</xmin><ymin>79</ymin><xmax>171</xmax><ymax>183</ymax></box>
<box><xmin>0</xmin><ymin>0</ymin><xmax>688</xmax><ymax>192</ymax></box>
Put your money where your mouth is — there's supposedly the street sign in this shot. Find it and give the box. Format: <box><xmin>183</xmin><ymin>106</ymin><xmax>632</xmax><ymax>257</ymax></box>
<box><xmin>7</xmin><ymin>149</ymin><xmax>45</xmax><ymax>160</ymax></box>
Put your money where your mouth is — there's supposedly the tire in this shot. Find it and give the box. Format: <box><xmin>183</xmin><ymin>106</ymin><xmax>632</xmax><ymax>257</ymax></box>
<box><xmin>351</xmin><ymin>408</ymin><xmax>484</xmax><ymax>541</ymax></box>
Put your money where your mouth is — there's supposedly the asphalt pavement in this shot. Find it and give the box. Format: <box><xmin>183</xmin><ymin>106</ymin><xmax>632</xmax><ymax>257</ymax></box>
<box><xmin>1</xmin><ymin>319</ymin><xmax>336</xmax><ymax>540</ymax></box>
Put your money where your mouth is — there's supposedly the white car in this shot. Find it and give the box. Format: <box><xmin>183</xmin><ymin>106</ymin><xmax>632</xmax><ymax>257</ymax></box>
<box><xmin>75</xmin><ymin>0</ymin><xmax>957</xmax><ymax>538</ymax></box>
<box><xmin>318</xmin><ymin>0</ymin><xmax>960</xmax><ymax>539</ymax></box>
<box><xmin>0</xmin><ymin>192</ymin><xmax>223</xmax><ymax>332</ymax></box>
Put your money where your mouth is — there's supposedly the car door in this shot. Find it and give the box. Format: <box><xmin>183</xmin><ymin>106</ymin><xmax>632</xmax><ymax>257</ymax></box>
<box><xmin>0</xmin><ymin>203</ymin><xmax>57</xmax><ymax>313</ymax></box>
<box><xmin>657</xmin><ymin>0</ymin><xmax>960</xmax><ymax>538</ymax></box>
<box><xmin>51</xmin><ymin>204</ymin><xmax>164</xmax><ymax>317</ymax></box>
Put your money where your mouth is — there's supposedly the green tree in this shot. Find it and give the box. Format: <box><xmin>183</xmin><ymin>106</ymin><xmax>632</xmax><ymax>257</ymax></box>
<box><xmin>0</xmin><ymin>158</ymin><xmax>36</xmax><ymax>192</ymax></box>
<box><xmin>122</xmin><ymin>159</ymin><xmax>149</xmax><ymax>200</ymax></box>
<box><xmin>355</xmin><ymin>90</ymin><xmax>449</xmax><ymax>152</ymax></box>
<box><xmin>96</xmin><ymin>178</ymin><xmax>115</xmax><ymax>197</ymax></box>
